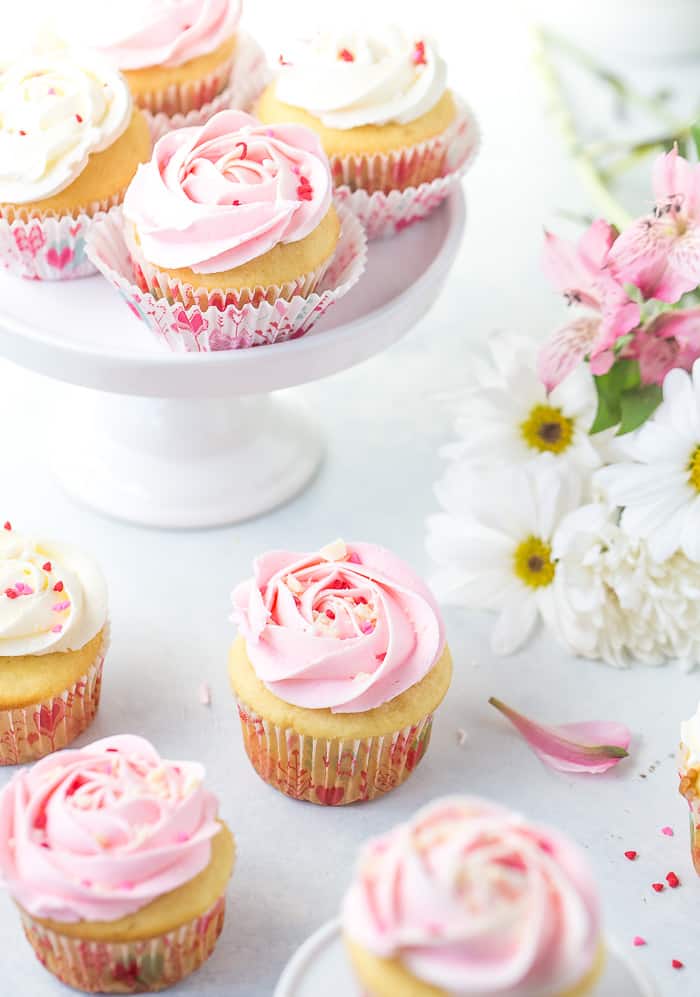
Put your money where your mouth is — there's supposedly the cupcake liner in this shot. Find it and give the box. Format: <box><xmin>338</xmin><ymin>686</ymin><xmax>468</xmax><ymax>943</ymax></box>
<box><xmin>0</xmin><ymin>624</ymin><xmax>110</xmax><ymax>766</ymax></box>
<box><xmin>145</xmin><ymin>34</ymin><xmax>271</xmax><ymax>142</ymax></box>
<box><xmin>86</xmin><ymin>205</ymin><xmax>367</xmax><ymax>353</ymax></box>
<box><xmin>235</xmin><ymin>697</ymin><xmax>434</xmax><ymax>806</ymax></box>
<box><xmin>0</xmin><ymin>193</ymin><xmax>125</xmax><ymax>281</ymax></box>
<box><xmin>20</xmin><ymin>894</ymin><xmax>226</xmax><ymax>994</ymax></box>
<box><xmin>333</xmin><ymin>99</ymin><xmax>480</xmax><ymax>239</ymax></box>
<box><xmin>679</xmin><ymin>768</ymin><xmax>700</xmax><ymax>873</ymax></box>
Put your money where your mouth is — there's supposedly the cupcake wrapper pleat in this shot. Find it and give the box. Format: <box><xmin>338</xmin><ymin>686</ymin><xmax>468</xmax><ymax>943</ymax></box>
<box><xmin>333</xmin><ymin>99</ymin><xmax>480</xmax><ymax>239</ymax></box>
<box><xmin>235</xmin><ymin>696</ymin><xmax>434</xmax><ymax>805</ymax></box>
<box><xmin>20</xmin><ymin>895</ymin><xmax>226</xmax><ymax>994</ymax></box>
<box><xmin>0</xmin><ymin>625</ymin><xmax>110</xmax><ymax>766</ymax></box>
<box><xmin>144</xmin><ymin>34</ymin><xmax>270</xmax><ymax>140</ymax></box>
<box><xmin>86</xmin><ymin>205</ymin><xmax>367</xmax><ymax>352</ymax></box>
<box><xmin>0</xmin><ymin>194</ymin><xmax>126</xmax><ymax>281</ymax></box>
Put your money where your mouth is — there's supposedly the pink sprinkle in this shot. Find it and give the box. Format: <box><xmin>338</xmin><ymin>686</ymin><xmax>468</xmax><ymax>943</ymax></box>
<box><xmin>48</xmin><ymin>87</ymin><xmax>56</xmax><ymax>95</ymax></box>
<box><xmin>51</xmin><ymin>624</ymin><xmax>63</xmax><ymax>634</ymax></box>
<box><xmin>15</xmin><ymin>583</ymin><xmax>34</xmax><ymax>596</ymax></box>
<box><xmin>348</xmin><ymin>552</ymin><xmax>362</xmax><ymax>564</ymax></box>
<box><xmin>198</xmin><ymin>682</ymin><xmax>211</xmax><ymax>706</ymax></box>
<box><xmin>633</xmin><ymin>936</ymin><xmax>646</xmax><ymax>947</ymax></box>
<box><xmin>176</xmin><ymin>832</ymin><xmax>190</xmax><ymax>843</ymax></box>
<box><xmin>375</xmin><ymin>652</ymin><xmax>387</xmax><ymax>662</ymax></box>
<box><xmin>120</xmin><ymin>881</ymin><xmax>135</xmax><ymax>890</ymax></box>
<box><xmin>672</xmin><ymin>959</ymin><xmax>684</xmax><ymax>970</ymax></box>
<box><xmin>661</xmin><ymin>826</ymin><xmax>674</xmax><ymax>836</ymax></box>
<box><xmin>52</xmin><ymin>600</ymin><xmax>70</xmax><ymax>612</ymax></box>
<box><xmin>360</xmin><ymin>622</ymin><xmax>374</xmax><ymax>634</ymax></box>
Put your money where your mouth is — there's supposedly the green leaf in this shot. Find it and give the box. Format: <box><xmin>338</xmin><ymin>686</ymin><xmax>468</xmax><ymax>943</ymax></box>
<box><xmin>590</xmin><ymin>391</ymin><xmax>620</xmax><ymax>434</ymax></box>
<box><xmin>617</xmin><ymin>384</ymin><xmax>663</xmax><ymax>435</ymax></box>
<box><xmin>590</xmin><ymin>359</ymin><xmax>643</xmax><ymax>435</ymax></box>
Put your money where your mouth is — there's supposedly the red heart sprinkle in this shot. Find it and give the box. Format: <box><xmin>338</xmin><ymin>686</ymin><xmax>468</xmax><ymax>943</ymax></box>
<box><xmin>666</xmin><ymin>872</ymin><xmax>680</xmax><ymax>888</ymax></box>
<box><xmin>5</xmin><ymin>589</ymin><xmax>17</xmax><ymax>600</ymax></box>
<box><xmin>652</xmin><ymin>883</ymin><xmax>665</xmax><ymax>892</ymax></box>
<box><xmin>53</xmin><ymin>581</ymin><xmax>64</xmax><ymax>592</ymax></box>
<box><xmin>624</xmin><ymin>850</ymin><xmax>637</xmax><ymax>860</ymax></box>
<box><xmin>43</xmin><ymin>562</ymin><xmax>52</xmax><ymax>572</ymax></box>
<box><xmin>3</xmin><ymin>521</ymin><xmax>11</xmax><ymax>530</ymax></box>
<box><xmin>75</xmin><ymin>113</ymin><xmax>83</xmax><ymax>123</ymax></box>
<box><xmin>672</xmin><ymin>960</ymin><xmax>684</xmax><ymax>969</ymax></box>
<box><xmin>338</xmin><ymin>47</ymin><xmax>355</xmax><ymax>62</ymax></box>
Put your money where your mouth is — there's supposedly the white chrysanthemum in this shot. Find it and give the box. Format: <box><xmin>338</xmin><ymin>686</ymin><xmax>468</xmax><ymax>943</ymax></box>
<box><xmin>443</xmin><ymin>332</ymin><xmax>607</xmax><ymax>475</ymax></box>
<box><xmin>427</xmin><ymin>455</ymin><xmax>587</xmax><ymax>655</ymax></box>
<box><xmin>552</xmin><ymin>503</ymin><xmax>700</xmax><ymax>669</ymax></box>
<box><xmin>596</xmin><ymin>360</ymin><xmax>700</xmax><ymax>563</ymax></box>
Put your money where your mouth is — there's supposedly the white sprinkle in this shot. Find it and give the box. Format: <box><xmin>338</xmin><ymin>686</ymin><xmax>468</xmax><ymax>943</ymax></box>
<box><xmin>320</xmin><ymin>539</ymin><xmax>347</xmax><ymax>562</ymax></box>
<box><xmin>456</xmin><ymin>728</ymin><xmax>468</xmax><ymax>747</ymax></box>
<box><xmin>199</xmin><ymin>682</ymin><xmax>211</xmax><ymax>706</ymax></box>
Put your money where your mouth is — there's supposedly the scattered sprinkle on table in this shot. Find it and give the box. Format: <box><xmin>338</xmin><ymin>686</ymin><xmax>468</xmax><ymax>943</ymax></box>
<box><xmin>652</xmin><ymin>882</ymin><xmax>665</xmax><ymax>893</ymax></box>
<box><xmin>624</xmin><ymin>850</ymin><xmax>638</xmax><ymax>861</ymax></box>
<box><xmin>633</xmin><ymin>936</ymin><xmax>646</xmax><ymax>947</ymax></box>
<box><xmin>666</xmin><ymin>871</ymin><xmax>680</xmax><ymax>888</ymax></box>
<box><xmin>672</xmin><ymin>959</ymin><xmax>684</xmax><ymax>970</ymax></box>
<box><xmin>199</xmin><ymin>683</ymin><xmax>211</xmax><ymax>706</ymax></box>
<box><xmin>661</xmin><ymin>826</ymin><xmax>674</xmax><ymax>836</ymax></box>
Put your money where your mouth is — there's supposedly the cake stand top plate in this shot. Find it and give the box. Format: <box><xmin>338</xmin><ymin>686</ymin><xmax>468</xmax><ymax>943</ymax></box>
<box><xmin>0</xmin><ymin>191</ymin><xmax>465</xmax><ymax>398</ymax></box>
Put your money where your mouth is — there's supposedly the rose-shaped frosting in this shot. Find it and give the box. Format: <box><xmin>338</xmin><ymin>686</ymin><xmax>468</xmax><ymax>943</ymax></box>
<box><xmin>231</xmin><ymin>539</ymin><xmax>445</xmax><ymax>714</ymax></box>
<box><xmin>57</xmin><ymin>0</ymin><xmax>241</xmax><ymax>71</ymax></box>
<box><xmin>343</xmin><ymin>797</ymin><xmax>601</xmax><ymax>996</ymax></box>
<box><xmin>123</xmin><ymin>109</ymin><xmax>333</xmax><ymax>273</ymax></box>
<box><xmin>0</xmin><ymin>735</ymin><xmax>222</xmax><ymax>922</ymax></box>
<box><xmin>0</xmin><ymin>52</ymin><xmax>132</xmax><ymax>204</ymax></box>
<box><xmin>275</xmin><ymin>27</ymin><xmax>448</xmax><ymax>130</ymax></box>
<box><xmin>0</xmin><ymin>526</ymin><xmax>107</xmax><ymax>656</ymax></box>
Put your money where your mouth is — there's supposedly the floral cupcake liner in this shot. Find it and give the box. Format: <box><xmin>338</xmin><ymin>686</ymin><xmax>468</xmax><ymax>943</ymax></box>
<box><xmin>235</xmin><ymin>697</ymin><xmax>434</xmax><ymax>806</ymax></box>
<box><xmin>0</xmin><ymin>625</ymin><xmax>109</xmax><ymax>766</ymax></box>
<box><xmin>679</xmin><ymin>767</ymin><xmax>700</xmax><ymax>874</ymax></box>
<box><xmin>86</xmin><ymin>205</ymin><xmax>367</xmax><ymax>353</ymax></box>
<box><xmin>333</xmin><ymin>99</ymin><xmax>480</xmax><ymax>239</ymax></box>
<box><xmin>0</xmin><ymin>192</ymin><xmax>126</xmax><ymax>281</ymax></box>
<box><xmin>145</xmin><ymin>34</ymin><xmax>270</xmax><ymax>142</ymax></box>
<box><xmin>20</xmin><ymin>894</ymin><xmax>226</xmax><ymax>994</ymax></box>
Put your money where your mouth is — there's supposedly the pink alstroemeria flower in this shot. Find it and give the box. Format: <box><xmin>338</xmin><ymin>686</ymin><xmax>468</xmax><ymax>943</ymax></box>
<box><xmin>489</xmin><ymin>697</ymin><xmax>631</xmax><ymax>774</ymax></box>
<box><xmin>630</xmin><ymin>308</ymin><xmax>700</xmax><ymax>385</ymax></box>
<box><xmin>539</xmin><ymin>220</ymin><xmax>640</xmax><ymax>391</ymax></box>
<box><xmin>609</xmin><ymin>147</ymin><xmax>700</xmax><ymax>303</ymax></box>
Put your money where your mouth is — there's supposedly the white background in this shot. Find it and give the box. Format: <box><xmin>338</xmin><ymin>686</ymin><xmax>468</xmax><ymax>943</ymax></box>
<box><xmin>1</xmin><ymin>1</ymin><xmax>700</xmax><ymax>994</ymax></box>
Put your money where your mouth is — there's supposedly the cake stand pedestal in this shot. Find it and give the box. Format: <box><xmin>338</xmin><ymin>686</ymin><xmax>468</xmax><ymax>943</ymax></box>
<box><xmin>0</xmin><ymin>191</ymin><xmax>465</xmax><ymax>528</ymax></box>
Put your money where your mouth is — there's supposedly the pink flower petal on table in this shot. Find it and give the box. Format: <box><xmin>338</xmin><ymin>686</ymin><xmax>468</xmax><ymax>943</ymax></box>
<box><xmin>488</xmin><ymin>698</ymin><xmax>631</xmax><ymax>774</ymax></box>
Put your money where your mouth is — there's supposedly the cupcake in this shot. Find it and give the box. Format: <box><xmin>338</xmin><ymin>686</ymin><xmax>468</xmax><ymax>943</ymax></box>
<box><xmin>0</xmin><ymin>736</ymin><xmax>235</xmax><ymax>993</ymax></box>
<box><xmin>679</xmin><ymin>700</ymin><xmax>700</xmax><ymax>873</ymax></box>
<box><xmin>0</xmin><ymin>50</ymin><xmax>150</xmax><ymax>280</ymax></box>
<box><xmin>123</xmin><ymin>109</ymin><xmax>340</xmax><ymax>310</ymax></box>
<box><xmin>229</xmin><ymin>539</ymin><xmax>452</xmax><ymax>806</ymax></box>
<box><xmin>257</xmin><ymin>27</ymin><xmax>470</xmax><ymax>200</ymax></box>
<box><xmin>0</xmin><ymin>523</ymin><xmax>108</xmax><ymax>765</ymax></box>
<box><xmin>57</xmin><ymin>0</ymin><xmax>243</xmax><ymax>117</ymax></box>
<box><xmin>342</xmin><ymin>797</ymin><xmax>604</xmax><ymax>997</ymax></box>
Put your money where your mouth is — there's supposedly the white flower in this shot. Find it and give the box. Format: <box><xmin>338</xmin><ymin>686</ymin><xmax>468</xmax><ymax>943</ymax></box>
<box><xmin>552</xmin><ymin>502</ymin><xmax>700</xmax><ymax>670</ymax></box>
<box><xmin>427</xmin><ymin>455</ymin><xmax>584</xmax><ymax>655</ymax></box>
<box><xmin>596</xmin><ymin>360</ymin><xmax>700</xmax><ymax>562</ymax></box>
<box><xmin>443</xmin><ymin>332</ymin><xmax>606</xmax><ymax>476</ymax></box>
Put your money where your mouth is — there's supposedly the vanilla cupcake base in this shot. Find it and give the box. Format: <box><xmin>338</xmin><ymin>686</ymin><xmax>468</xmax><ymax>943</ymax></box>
<box><xmin>86</xmin><ymin>205</ymin><xmax>367</xmax><ymax>352</ymax></box>
<box><xmin>0</xmin><ymin>626</ymin><xmax>109</xmax><ymax>766</ymax></box>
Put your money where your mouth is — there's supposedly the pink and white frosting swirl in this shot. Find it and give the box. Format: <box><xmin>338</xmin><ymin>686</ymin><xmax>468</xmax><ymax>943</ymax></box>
<box><xmin>0</xmin><ymin>736</ymin><xmax>222</xmax><ymax>923</ymax></box>
<box><xmin>342</xmin><ymin>797</ymin><xmax>601</xmax><ymax>996</ymax></box>
<box><xmin>57</xmin><ymin>0</ymin><xmax>242</xmax><ymax>71</ymax></box>
<box><xmin>231</xmin><ymin>539</ymin><xmax>445</xmax><ymax>714</ymax></box>
<box><xmin>123</xmin><ymin>109</ymin><xmax>333</xmax><ymax>274</ymax></box>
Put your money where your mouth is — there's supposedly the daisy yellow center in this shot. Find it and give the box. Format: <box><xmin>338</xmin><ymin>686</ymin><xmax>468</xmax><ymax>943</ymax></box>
<box><xmin>513</xmin><ymin>536</ymin><xmax>555</xmax><ymax>589</ymax></box>
<box><xmin>520</xmin><ymin>405</ymin><xmax>574</xmax><ymax>454</ymax></box>
<box><xmin>688</xmin><ymin>446</ymin><xmax>700</xmax><ymax>491</ymax></box>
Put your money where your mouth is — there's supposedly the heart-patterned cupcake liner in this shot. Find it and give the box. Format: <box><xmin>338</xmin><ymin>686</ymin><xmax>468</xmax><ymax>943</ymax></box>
<box><xmin>235</xmin><ymin>696</ymin><xmax>434</xmax><ymax>806</ymax></box>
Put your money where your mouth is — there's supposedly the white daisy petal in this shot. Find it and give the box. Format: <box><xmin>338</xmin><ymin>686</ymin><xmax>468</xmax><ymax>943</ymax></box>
<box><xmin>491</xmin><ymin>589</ymin><xmax>539</xmax><ymax>655</ymax></box>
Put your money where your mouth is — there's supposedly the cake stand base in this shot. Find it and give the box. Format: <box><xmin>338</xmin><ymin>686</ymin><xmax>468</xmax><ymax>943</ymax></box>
<box><xmin>53</xmin><ymin>391</ymin><xmax>323</xmax><ymax>529</ymax></box>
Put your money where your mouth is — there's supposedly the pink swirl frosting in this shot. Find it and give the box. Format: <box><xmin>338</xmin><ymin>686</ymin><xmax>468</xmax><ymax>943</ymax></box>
<box><xmin>231</xmin><ymin>540</ymin><xmax>445</xmax><ymax>714</ymax></box>
<box><xmin>123</xmin><ymin>110</ymin><xmax>333</xmax><ymax>274</ymax></box>
<box><xmin>342</xmin><ymin>797</ymin><xmax>601</xmax><ymax>996</ymax></box>
<box><xmin>0</xmin><ymin>736</ymin><xmax>222</xmax><ymax>923</ymax></box>
<box><xmin>62</xmin><ymin>0</ymin><xmax>242</xmax><ymax>71</ymax></box>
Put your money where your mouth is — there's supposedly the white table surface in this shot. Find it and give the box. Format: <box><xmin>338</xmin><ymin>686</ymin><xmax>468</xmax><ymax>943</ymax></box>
<box><xmin>1</xmin><ymin>1</ymin><xmax>699</xmax><ymax>994</ymax></box>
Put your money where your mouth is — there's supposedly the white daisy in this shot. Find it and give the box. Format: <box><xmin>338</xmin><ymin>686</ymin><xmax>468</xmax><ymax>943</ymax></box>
<box><xmin>553</xmin><ymin>502</ymin><xmax>700</xmax><ymax>670</ymax></box>
<box><xmin>427</xmin><ymin>455</ymin><xmax>584</xmax><ymax>655</ymax></box>
<box><xmin>596</xmin><ymin>359</ymin><xmax>700</xmax><ymax>562</ymax></box>
<box><xmin>443</xmin><ymin>332</ymin><xmax>606</xmax><ymax>475</ymax></box>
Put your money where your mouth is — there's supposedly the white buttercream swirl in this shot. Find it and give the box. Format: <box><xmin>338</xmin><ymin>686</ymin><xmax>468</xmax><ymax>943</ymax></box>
<box><xmin>0</xmin><ymin>52</ymin><xmax>132</xmax><ymax>204</ymax></box>
<box><xmin>681</xmin><ymin>702</ymin><xmax>700</xmax><ymax>769</ymax></box>
<box><xmin>275</xmin><ymin>28</ymin><xmax>447</xmax><ymax>130</ymax></box>
<box><xmin>0</xmin><ymin>528</ymin><xmax>108</xmax><ymax>656</ymax></box>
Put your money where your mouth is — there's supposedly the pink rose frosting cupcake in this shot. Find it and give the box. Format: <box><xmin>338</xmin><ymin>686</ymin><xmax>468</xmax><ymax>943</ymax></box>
<box><xmin>57</xmin><ymin>0</ymin><xmax>244</xmax><ymax>117</ymax></box>
<box><xmin>342</xmin><ymin>797</ymin><xmax>604</xmax><ymax>997</ymax></box>
<box><xmin>228</xmin><ymin>539</ymin><xmax>452</xmax><ymax>805</ymax></box>
<box><xmin>0</xmin><ymin>735</ymin><xmax>235</xmax><ymax>993</ymax></box>
<box><xmin>88</xmin><ymin>110</ymin><xmax>366</xmax><ymax>351</ymax></box>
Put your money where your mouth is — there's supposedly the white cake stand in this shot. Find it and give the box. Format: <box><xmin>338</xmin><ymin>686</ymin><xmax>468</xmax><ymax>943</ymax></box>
<box><xmin>0</xmin><ymin>191</ymin><xmax>465</xmax><ymax>528</ymax></box>
<box><xmin>275</xmin><ymin>920</ymin><xmax>659</xmax><ymax>997</ymax></box>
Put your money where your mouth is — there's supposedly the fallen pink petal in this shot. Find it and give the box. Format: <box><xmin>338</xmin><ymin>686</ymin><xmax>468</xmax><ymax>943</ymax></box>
<box><xmin>488</xmin><ymin>697</ymin><xmax>631</xmax><ymax>774</ymax></box>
